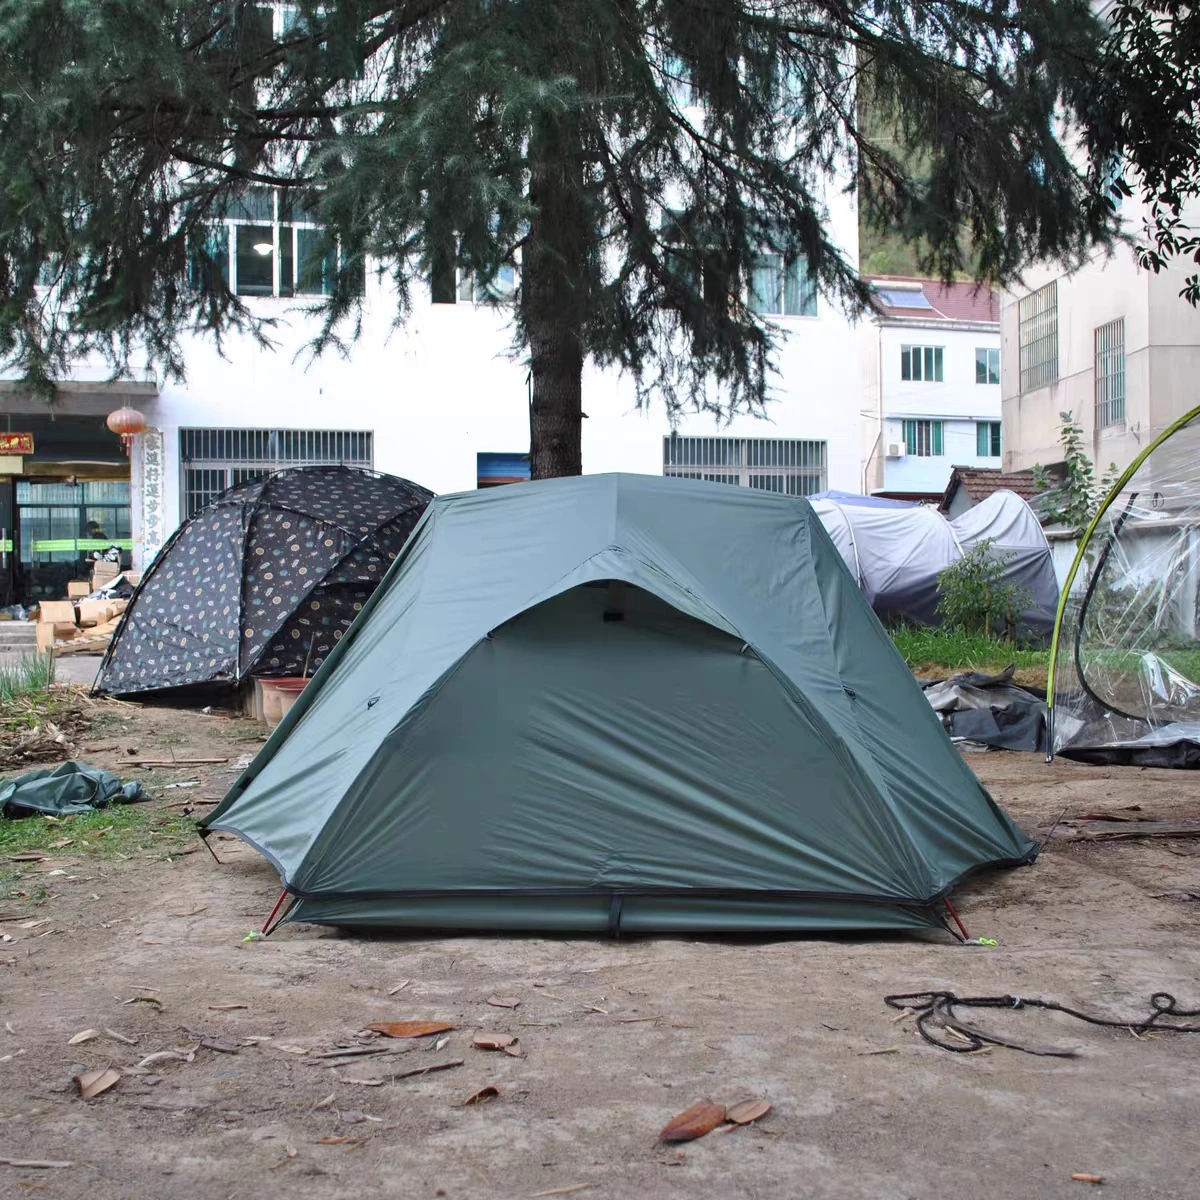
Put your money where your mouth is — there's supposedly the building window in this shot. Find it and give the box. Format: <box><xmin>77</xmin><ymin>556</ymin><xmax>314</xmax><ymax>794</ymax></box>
<box><xmin>976</xmin><ymin>421</ymin><xmax>1002</xmax><ymax>457</ymax></box>
<box><xmin>458</xmin><ymin>264</ymin><xmax>517</xmax><ymax>303</ymax></box>
<box><xmin>976</xmin><ymin>347</ymin><xmax>1000</xmax><ymax>385</ymax></box>
<box><xmin>662</xmin><ymin>436</ymin><xmax>827</xmax><ymax>495</ymax></box>
<box><xmin>748</xmin><ymin>254</ymin><xmax>818</xmax><ymax>317</ymax></box>
<box><xmin>190</xmin><ymin>186</ymin><xmax>342</xmax><ymax>299</ymax></box>
<box><xmin>900</xmin><ymin>345</ymin><xmax>944</xmax><ymax>382</ymax></box>
<box><xmin>1018</xmin><ymin>280</ymin><xmax>1058</xmax><ymax>392</ymax></box>
<box><xmin>179</xmin><ymin>428</ymin><xmax>373</xmax><ymax>519</ymax></box>
<box><xmin>1095</xmin><ymin>317</ymin><xmax>1126</xmax><ymax>428</ymax></box>
<box><xmin>903</xmin><ymin>419</ymin><xmax>943</xmax><ymax>457</ymax></box>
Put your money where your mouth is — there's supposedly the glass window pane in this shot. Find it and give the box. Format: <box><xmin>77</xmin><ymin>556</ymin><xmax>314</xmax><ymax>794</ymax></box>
<box><xmin>296</xmin><ymin>227</ymin><xmax>335</xmax><ymax>295</ymax></box>
<box><xmin>226</xmin><ymin>185</ymin><xmax>274</xmax><ymax>223</ymax></box>
<box><xmin>749</xmin><ymin>255</ymin><xmax>781</xmax><ymax>314</ymax></box>
<box><xmin>783</xmin><ymin>258</ymin><xmax>816</xmax><ymax>316</ymax></box>
<box><xmin>901</xmin><ymin>346</ymin><xmax>912</xmax><ymax>381</ymax></box>
<box><xmin>976</xmin><ymin>348</ymin><xmax>988</xmax><ymax>384</ymax></box>
<box><xmin>991</xmin><ymin>423</ymin><xmax>1001</xmax><ymax>456</ymax></box>
<box><xmin>458</xmin><ymin>270</ymin><xmax>475</xmax><ymax>303</ymax></box>
<box><xmin>189</xmin><ymin>226</ymin><xmax>229</xmax><ymax>290</ymax></box>
<box><xmin>932</xmin><ymin>421</ymin><xmax>943</xmax><ymax>455</ymax></box>
<box><xmin>235</xmin><ymin>225</ymin><xmax>275</xmax><ymax>295</ymax></box>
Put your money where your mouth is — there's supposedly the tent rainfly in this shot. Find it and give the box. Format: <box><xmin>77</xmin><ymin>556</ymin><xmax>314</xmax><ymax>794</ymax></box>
<box><xmin>809</xmin><ymin>489</ymin><xmax>1058</xmax><ymax>637</ymax></box>
<box><xmin>202</xmin><ymin>474</ymin><xmax>1036</xmax><ymax>936</ymax></box>
<box><xmin>1049</xmin><ymin>405</ymin><xmax>1200</xmax><ymax>766</ymax></box>
<box><xmin>94</xmin><ymin>466</ymin><xmax>432</xmax><ymax>696</ymax></box>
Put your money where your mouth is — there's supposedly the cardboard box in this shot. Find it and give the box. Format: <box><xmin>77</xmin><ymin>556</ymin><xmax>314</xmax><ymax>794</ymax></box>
<box><xmin>67</xmin><ymin>581</ymin><xmax>91</xmax><ymax>600</ymax></box>
<box><xmin>77</xmin><ymin>599</ymin><xmax>112</xmax><ymax>627</ymax></box>
<box><xmin>124</xmin><ymin>572</ymin><xmax>141</xmax><ymax>588</ymax></box>
<box><xmin>37</xmin><ymin>601</ymin><xmax>76</xmax><ymax>626</ymax></box>
<box><xmin>36</xmin><ymin>622</ymin><xmax>54</xmax><ymax>652</ymax></box>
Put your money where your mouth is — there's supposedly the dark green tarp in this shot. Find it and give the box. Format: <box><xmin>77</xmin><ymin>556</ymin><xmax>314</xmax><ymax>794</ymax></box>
<box><xmin>1</xmin><ymin>761</ymin><xmax>144</xmax><ymax>818</ymax></box>
<box><xmin>203</xmin><ymin>474</ymin><xmax>1036</xmax><ymax>934</ymax></box>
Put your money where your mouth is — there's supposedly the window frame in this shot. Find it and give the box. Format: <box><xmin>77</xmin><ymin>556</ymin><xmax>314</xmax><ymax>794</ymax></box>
<box><xmin>900</xmin><ymin>345</ymin><xmax>945</xmax><ymax>383</ymax></box>
<box><xmin>662</xmin><ymin>436</ymin><xmax>827</xmax><ymax>495</ymax></box>
<box><xmin>1018</xmin><ymin>280</ymin><xmax>1058</xmax><ymax>392</ymax></box>
<box><xmin>975</xmin><ymin>347</ymin><xmax>1000</xmax><ymax>385</ymax></box>
<box><xmin>976</xmin><ymin>421</ymin><xmax>1002</xmax><ymax>458</ymax></box>
<box><xmin>903</xmin><ymin>419</ymin><xmax>944</xmax><ymax>457</ymax></box>
<box><xmin>748</xmin><ymin>252</ymin><xmax>818</xmax><ymax>318</ymax></box>
<box><xmin>192</xmin><ymin>185</ymin><xmax>341</xmax><ymax>299</ymax></box>
<box><xmin>1095</xmin><ymin>317</ymin><xmax>1126</xmax><ymax>429</ymax></box>
<box><xmin>178</xmin><ymin>428</ymin><xmax>374</xmax><ymax>519</ymax></box>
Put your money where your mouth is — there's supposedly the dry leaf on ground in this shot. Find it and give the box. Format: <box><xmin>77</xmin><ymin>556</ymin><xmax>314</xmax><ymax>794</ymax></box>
<box><xmin>314</xmin><ymin>1093</ymin><xmax>335</xmax><ymax>1110</ymax></box>
<box><xmin>388</xmin><ymin>980</ymin><xmax>411</xmax><ymax>995</ymax></box>
<box><xmin>104</xmin><ymin>1028</ymin><xmax>138</xmax><ymax>1046</ymax></box>
<box><xmin>364</xmin><ymin>1020</ymin><xmax>455</xmax><ymax>1039</ymax></box>
<box><xmin>340</xmin><ymin>1077</ymin><xmax>385</xmax><ymax>1087</ymax></box>
<box><xmin>207</xmin><ymin>1003</ymin><xmax>248</xmax><ymax>1011</ymax></box>
<box><xmin>122</xmin><ymin>994</ymin><xmax>163</xmax><ymax>1010</ymax></box>
<box><xmin>486</xmin><ymin>995</ymin><xmax>521</xmax><ymax>1009</ymax></box>
<box><xmin>531</xmin><ymin>1186</ymin><xmax>593</xmax><ymax>1197</ymax></box>
<box><xmin>726</xmin><ymin>1097</ymin><xmax>772</xmax><ymax>1126</ymax></box>
<box><xmin>1071</xmin><ymin>1174</ymin><xmax>1105</xmax><ymax>1185</ymax></box>
<box><xmin>473</xmin><ymin>1033</ymin><xmax>519</xmax><ymax>1051</ymax></box>
<box><xmin>316</xmin><ymin>1137</ymin><xmax>365</xmax><ymax>1146</ymax></box>
<box><xmin>274</xmin><ymin>1044</ymin><xmax>310</xmax><ymax>1055</ymax></box>
<box><xmin>660</xmin><ymin>1100</ymin><xmax>727</xmax><ymax>1143</ymax></box>
<box><xmin>67</xmin><ymin>1030</ymin><xmax>100</xmax><ymax>1046</ymax></box>
<box><xmin>0</xmin><ymin>1157</ymin><xmax>73</xmax><ymax>1169</ymax></box>
<box><xmin>75</xmin><ymin>1067</ymin><xmax>121</xmax><ymax>1099</ymax></box>
<box><xmin>463</xmin><ymin>1084</ymin><xmax>500</xmax><ymax>1105</ymax></box>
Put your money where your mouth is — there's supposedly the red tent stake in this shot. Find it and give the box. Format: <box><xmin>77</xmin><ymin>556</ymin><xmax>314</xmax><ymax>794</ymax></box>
<box><xmin>944</xmin><ymin>897</ymin><xmax>970</xmax><ymax>941</ymax></box>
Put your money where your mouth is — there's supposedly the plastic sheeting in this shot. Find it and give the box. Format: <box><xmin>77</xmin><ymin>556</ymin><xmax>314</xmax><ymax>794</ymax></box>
<box><xmin>1050</xmin><ymin>409</ymin><xmax>1200</xmax><ymax>764</ymax></box>
<box><xmin>203</xmin><ymin>474</ymin><xmax>1035</xmax><ymax>935</ymax></box>
<box><xmin>810</xmin><ymin>490</ymin><xmax>1058</xmax><ymax>637</ymax></box>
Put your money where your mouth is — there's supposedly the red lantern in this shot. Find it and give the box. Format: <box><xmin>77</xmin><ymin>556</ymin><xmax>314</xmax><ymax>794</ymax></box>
<box><xmin>106</xmin><ymin>406</ymin><xmax>146</xmax><ymax>455</ymax></box>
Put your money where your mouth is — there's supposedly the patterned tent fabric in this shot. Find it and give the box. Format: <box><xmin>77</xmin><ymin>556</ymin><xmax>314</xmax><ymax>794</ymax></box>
<box><xmin>94</xmin><ymin>467</ymin><xmax>433</xmax><ymax>696</ymax></box>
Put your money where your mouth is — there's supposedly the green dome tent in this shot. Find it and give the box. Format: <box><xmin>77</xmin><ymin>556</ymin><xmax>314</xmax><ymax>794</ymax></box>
<box><xmin>202</xmin><ymin>474</ymin><xmax>1035</xmax><ymax>935</ymax></box>
<box><xmin>1048</xmin><ymin>405</ymin><xmax>1200</xmax><ymax>765</ymax></box>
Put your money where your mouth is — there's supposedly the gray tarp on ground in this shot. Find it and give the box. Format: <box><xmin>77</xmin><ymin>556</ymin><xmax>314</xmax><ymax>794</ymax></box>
<box><xmin>811</xmin><ymin>490</ymin><xmax>1057</xmax><ymax>637</ymax></box>
<box><xmin>0</xmin><ymin>761</ymin><xmax>144</xmax><ymax>818</ymax></box>
<box><xmin>202</xmin><ymin>474</ymin><xmax>1036</xmax><ymax>934</ymax></box>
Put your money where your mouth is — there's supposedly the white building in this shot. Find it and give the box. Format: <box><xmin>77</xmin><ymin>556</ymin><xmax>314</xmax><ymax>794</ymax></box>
<box><xmin>1000</xmin><ymin>196</ymin><xmax>1200</xmax><ymax>478</ymax></box>
<box><xmin>860</xmin><ymin>277</ymin><xmax>1002</xmax><ymax>500</ymax></box>
<box><xmin>0</xmin><ymin>182</ymin><xmax>864</xmax><ymax>606</ymax></box>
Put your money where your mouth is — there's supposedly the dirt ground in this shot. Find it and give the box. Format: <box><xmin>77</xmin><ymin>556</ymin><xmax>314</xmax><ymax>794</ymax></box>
<box><xmin>3</xmin><ymin>687</ymin><xmax>1200</xmax><ymax>1199</ymax></box>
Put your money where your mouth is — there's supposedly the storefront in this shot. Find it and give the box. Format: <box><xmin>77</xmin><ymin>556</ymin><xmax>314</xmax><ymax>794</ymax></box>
<box><xmin>0</xmin><ymin>385</ymin><xmax>154</xmax><ymax>607</ymax></box>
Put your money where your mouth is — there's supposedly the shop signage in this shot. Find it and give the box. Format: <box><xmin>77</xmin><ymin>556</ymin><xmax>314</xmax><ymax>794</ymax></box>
<box><xmin>0</xmin><ymin>432</ymin><xmax>33</xmax><ymax>454</ymax></box>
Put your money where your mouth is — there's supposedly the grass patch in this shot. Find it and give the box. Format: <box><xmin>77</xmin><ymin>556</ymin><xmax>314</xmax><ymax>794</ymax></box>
<box><xmin>0</xmin><ymin>801</ymin><xmax>197</xmax><ymax>878</ymax></box>
<box><xmin>890</xmin><ymin>625</ymin><xmax>1050</xmax><ymax>679</ymax></box>
<box><xmin>0</xmin><ymin>652</ymin><xmax>55</xmax><ymax>704</ymax></box>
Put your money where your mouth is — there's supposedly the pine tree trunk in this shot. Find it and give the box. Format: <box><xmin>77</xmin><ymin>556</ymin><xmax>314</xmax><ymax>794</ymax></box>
<box><xmin>524</xmin><ymin>114</ymin><xmax>586</xmax><ymax>479</ymax></box>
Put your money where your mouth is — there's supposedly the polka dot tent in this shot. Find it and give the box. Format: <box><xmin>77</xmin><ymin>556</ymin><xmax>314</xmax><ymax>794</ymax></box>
<box><xmin>93</xmin><ymin>466</ymin><xmax>433</xmax><ymax>696</ymax></box>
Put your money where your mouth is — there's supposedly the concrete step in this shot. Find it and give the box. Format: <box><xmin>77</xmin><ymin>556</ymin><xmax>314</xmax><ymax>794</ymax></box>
<box><xmin>0</xmin><ymin>627</ymin><xmax>39</xmax><ymax>646</ymax></box>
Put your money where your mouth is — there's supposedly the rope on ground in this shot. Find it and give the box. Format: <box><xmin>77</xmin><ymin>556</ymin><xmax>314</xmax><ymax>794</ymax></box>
<box><xmin>885</xmin><ymin>990</ymin><xmax>1200</xmax><ymax>1057</ymax></box>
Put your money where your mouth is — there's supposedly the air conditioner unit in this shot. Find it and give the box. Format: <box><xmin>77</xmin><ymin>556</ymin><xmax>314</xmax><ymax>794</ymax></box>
<box><xmin>885</xmin><ymin>442</ymin><xmax>905</xmax><ymax>458</ymax></box>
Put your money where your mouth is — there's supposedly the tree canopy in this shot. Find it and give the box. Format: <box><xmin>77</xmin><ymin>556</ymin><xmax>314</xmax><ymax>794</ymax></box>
<box><xmin>1084</xmin><ymin>2</ymin><xmax>1200</xmax><ymax>304</ymax></box>
<box><xmin>0</xmin><ymin>1</ymin><xmax>1118</xmax><ymax>475</ymax></box>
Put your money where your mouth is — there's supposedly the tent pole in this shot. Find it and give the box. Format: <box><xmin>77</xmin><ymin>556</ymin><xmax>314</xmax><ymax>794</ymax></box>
<box><xmin>262</xmin><ymin>889</ymin><xmax>293</xmax><ymax>936</ymax></box>
<box><xmin>943</xmin><ymin>897</ymin><xmax>969</xmax><ymax>941</ymax></box>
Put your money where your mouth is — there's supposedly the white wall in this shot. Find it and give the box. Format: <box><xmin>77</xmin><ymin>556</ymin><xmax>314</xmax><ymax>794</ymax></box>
<box><xmin>1001</xmin><ymin>195</ymin><xmax>1200</xmax><ymax>475</ymax></box>
<box><xmin>864</xmin><ymin>322</ymin><xmax>1001</xmax><ymax>494</ymax></box>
